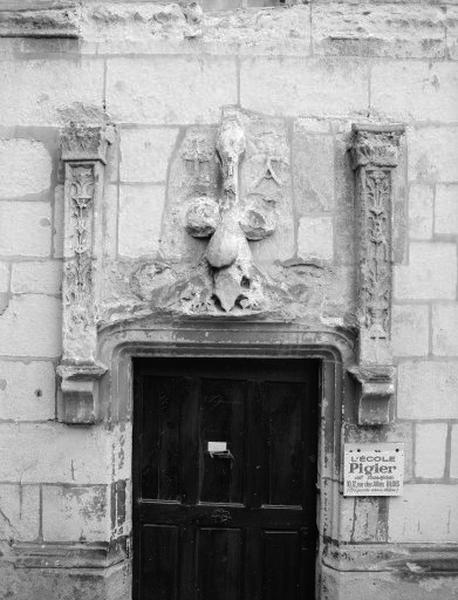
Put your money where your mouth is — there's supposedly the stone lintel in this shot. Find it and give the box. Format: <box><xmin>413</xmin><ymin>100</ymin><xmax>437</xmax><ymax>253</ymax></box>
<box><xmin>57</xmin><ymin>362</ymin><xmax>107</xmax><ymax>425</ymax></box>
<box><xmin>349</xmin><ymin>365</ymin><xmax>395</xmax><ymax>426</ymax></box>
<box><xmin>61</xmin><ymin>122</ymin><xmax>114</xmax><ymax>164</ymax></box>
<box><xmin>351</xmin><ymin>123</ymin><xmax>405</xmax><ymax>169</ymax></box>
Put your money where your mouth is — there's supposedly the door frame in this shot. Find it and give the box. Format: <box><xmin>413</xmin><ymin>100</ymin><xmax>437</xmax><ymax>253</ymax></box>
<box><xmin>97</xmin><ymin>320</ymin><xmax>352</xmax><ymax>599</ymax></box>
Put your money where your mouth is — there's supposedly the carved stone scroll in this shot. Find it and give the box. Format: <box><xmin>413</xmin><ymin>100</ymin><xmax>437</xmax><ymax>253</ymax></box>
<box><xmin>350</xmin><ymin>124</ymin><xmax>404</xmax><ymax>425</ymax></box>
<box><xmin>58</xmin><ymin>123</ymin><xmax>112</xmax><ymax>424</ymax></box>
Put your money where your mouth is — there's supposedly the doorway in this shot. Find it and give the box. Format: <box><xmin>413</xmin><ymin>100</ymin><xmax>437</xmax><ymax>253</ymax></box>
<box><xmin>133</xmin><ymin>357</ymin><xmax>320</xmax><ymax>600</ymax></box>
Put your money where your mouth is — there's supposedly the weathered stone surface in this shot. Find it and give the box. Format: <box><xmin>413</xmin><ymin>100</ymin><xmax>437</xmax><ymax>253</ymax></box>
<box><xmin>0</xmin><ymin>59</ymin><xmax>104</xmax><ymax>126</ymax></box>
<box><xmin>297</xmin><ymin>216</ymin><xmax>333</xmax><ymax>261</ymax></box>
<box><xmin>0</xmin><ymin>484</ymin><xmax>39</xmax><ymax>542</ymax></box>
<box><xmin>205</xmin><ymin>5</ymin><xmax>311</xmax><ymax>55</ymax></box>
<box><xmin>240</xmin><ymin>57</ymin><xmax>368</xmax><ymax>118</ymax></box>
<box><xmin>415</xmin><ymin>422</ymin><xmax>448</xmax><ymax>479</ymax></box>
<box><xmin>106</xmin><ymin>57</ymin><xmax>237</xmax><ymax>124</ymax></box>
<box><xmin>388</xmin><ymin>484</ymin><xmax>458</xmax><ymax>542</ymax></box>
<box><xmin>52</xmin><ymin>184</ymin><xmax>64</xmax><ymax>259</ymax></box>
<box><xmin>348</xmin><ymin>497</ymin><xmax>388</xmax><ymax>543</ymax></box>
<box><xmin>0</xmin><ymin>360</ymin><xmax>55</xmax><ymax>421</ymax></box>
<box><xmin>397</xmin><ymin>360</ymin><xmax>458</xmax><ymax>420</ymax></box>
<box><xmin>0</xmin><ymin>139</ymin><xmax>51</xmax><ymax>199</ymax></box>
<box><xmin>11</xmin><ymin>260</ymin><xmax>62</xmax><ymax>295</ymax></box>
<box><xmin>408</xmin><ymin>126</ymin><xmax>458</xmax><ymax>182</ymax></box>
<box><xmin>0</xmin><ymin>4</ymin><xmax>81</xmax><ymax>38</ymax></box>
<box><xmin>333</xmin><ymin>130</ymin><xmax>355</xmax><ymax>265</ymax></box>
<box><xmin>0</xmin><ymin>295</ymin><xmax>61</xmax><ymax>358</ymax></box>
<box><xmin>435</xmin><ymin>183</ymin><xmax>458</xmax><ymax>235</ymax></box>
<box><xmin>118</xmin><ymin>185</ymin><xmax>165</xmax><ymax>258</ymax></box>
<box><xmin>77</xmin><ymin>3</ymin><xmax>311</xmax><ymax>56</ymax></box>
<box><xmin>292</xmin><ymin>125</ymin><xmax>334</xmax><ymax>213</ymax></box>
<box><xmin>321</xmin><ymin>563</ymin><xmax>458</xmax><ymax>600</ymax></box>
<box><xmin>432</xmin><ymin>304</ymin><xmax>458</xmax><ymax>356</ymax></box>
<box><xmin>120</xmin><ymin>127</ymin><xmax>179</xmax><ymax>183</ymax></box>
<box><xmin>394</xmin><ymin>242</ymin><xmax>457</xmax><ymax>300</ymax></box>
<box><xmin>0</xmin><ymin>202</ymin><xmax>51</xmax><ymax>257</ymax></box>
<box><xmin>392</xmin><ymin>304</ymin><xmax>429</xmax><ymax>357</ymax></box>
<box><xmin>408</xmin><ymin>184</ymin><xmax>433</xmax><ymax>240</ymax></box>
<box><xmin>0</xmin><ymin>262</ymin><xmax>9</xmax><ymax>293</ymax></box>
<box><xmin>371</xmin><ymin>62</ymin><xmax>458</xmax><ymax>123</ymax></box>
<box><xmin>185</xmin><ymin>196</ymin><xmax>220</xmax><ymax>238</ymax></box>
<box><xmin>312</xmin><ymin>3</ymin><xmax>446</xmax><ymax>59</ymax></box>
<box><xmin>0</xmin><ymin>561</ymin><xmax>129</xmax><ymax>600</ymax></box>
<box><xmin>451</xmin><ymin>424</ymin><xmax>458</xmax><ymax>479</ymax></box>
<box><xmin>42</xmin><ymin>484</ymin><xmax>110</xmax><ymax>542</ymax></box>
<box><xmin>446</xmin><ymin>6</ymin><xmax>458</xmax><ymax>62</ymax></box>
<box><xmin>102</xmin><ymin>183</ymin><xmax>118</xmax><ymax>260</ymax></box>
<box><xmin>0</xmin><ymin>423</ymin><xmax>116</xmax><ymax>484</ymax></box>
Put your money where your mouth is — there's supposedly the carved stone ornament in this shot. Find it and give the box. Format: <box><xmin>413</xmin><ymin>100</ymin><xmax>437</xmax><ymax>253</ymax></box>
<box><xmin>179</xmin><ymin>110</ymin><xmax>285</xmax><ymax>313</ymax></box>
<box><xmin>106</xmin><ymin>108</ymin><xmax>352</xmax><ymax>322</ymax></box>
<box><xmin>58</xmin><ymin>122</ymin><xmax>113</xmax><ymax>424</ymax></box>
<box><xmin>350</xmin><ymin>124</ymin><xmax>404</xmax><ymax>425</ymax></box>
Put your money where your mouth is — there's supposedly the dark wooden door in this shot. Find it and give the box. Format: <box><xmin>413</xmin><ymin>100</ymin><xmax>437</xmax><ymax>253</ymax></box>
<box><xmin>133</xmin><ymin>358</ymin><xmax>319</xmax><ymax>600</ymax></box>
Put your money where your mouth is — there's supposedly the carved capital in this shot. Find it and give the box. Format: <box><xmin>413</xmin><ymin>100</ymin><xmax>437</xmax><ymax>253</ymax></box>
<box><xmin>351</xmin><ymin>124</ymin><xmax>404</xmax><ymax>169</ymax></box>
<box><xmin>61</xmin><ymin>122</ymin><xmax>114</xmax><ymax>164</ymax></box>
<box><xmin>57</xmin><ymin>362</ymin><xmax>107</xmax><ymax>424</ymax></box>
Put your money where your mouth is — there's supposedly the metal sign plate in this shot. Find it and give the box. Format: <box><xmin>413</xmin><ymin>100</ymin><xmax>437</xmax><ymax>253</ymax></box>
<box><xmin>343</xmin><ymin>443</ymin><xmax>404</xmax><ymax>497</ymax></box>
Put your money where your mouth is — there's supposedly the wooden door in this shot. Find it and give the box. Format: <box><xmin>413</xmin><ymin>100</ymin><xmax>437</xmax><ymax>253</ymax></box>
<box><xmin>133</xmin><ymin>358</ymin><xmax>319</xmax><ymax>600</ymax></box>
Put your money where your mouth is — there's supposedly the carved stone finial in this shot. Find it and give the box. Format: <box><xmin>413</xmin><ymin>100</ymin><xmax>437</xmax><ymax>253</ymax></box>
<box><xmin>350</xmin><ymin>123</ymin><xmax>405</xmax><ymax>425</ymax></box>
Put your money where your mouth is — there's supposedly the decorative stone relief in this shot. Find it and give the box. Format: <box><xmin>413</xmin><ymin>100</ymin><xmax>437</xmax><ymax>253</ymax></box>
<box><xmin>58</xmin><ymin>122</ymin><xmax>113</xmax><ymax>424</ymax></box>
<box><xmin>98</xmin><ymin>108</ymin><xmax>353</xmax><ymax>327</ymax></box>
<box><xmin>350</xmin><ymin>124</ymin><xmax>404</xmax><ymax>426</ymax></box>
<box><xmin>123</xmin><ymin>108</ymin><xmax>299</xmax><ymax>316</ymax></box>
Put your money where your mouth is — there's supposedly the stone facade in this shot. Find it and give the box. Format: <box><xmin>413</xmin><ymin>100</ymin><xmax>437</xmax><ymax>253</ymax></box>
<box><xmin>0</xmin><ymin>1</ymin><xmax>457</xmax><ymax>599</ymax></box>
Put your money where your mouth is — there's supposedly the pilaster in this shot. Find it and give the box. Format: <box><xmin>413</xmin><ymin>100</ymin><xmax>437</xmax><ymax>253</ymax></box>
<box><xmin>350</xmin><ymin>124</ymin><xmax>405</xmax><ymax>425</ymax></box>
<box><xmin>58</xmin><ymin>122</ymin><xmax>113</xmax><ymax>424</ymax></box>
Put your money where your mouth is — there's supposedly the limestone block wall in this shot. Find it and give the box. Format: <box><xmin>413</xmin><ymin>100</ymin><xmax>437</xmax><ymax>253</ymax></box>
<box><xmin>0</xmin><ymin>1</ymin><xmax>457</xmax><ymax>599</ymax></box>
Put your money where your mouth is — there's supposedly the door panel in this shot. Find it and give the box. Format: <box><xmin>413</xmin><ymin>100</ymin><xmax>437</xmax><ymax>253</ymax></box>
<box><xmin>198</xmin><ymin>528</ymin><xmax>243</xmax><ymax>600</ymax></box>
<box><xmin>260</xmin><ymin>381</ymin><xmax>303</xmax><ymax>506</ymax></box>
<box><xmin>141</xmin><ymin>525</ymin><xmax>179</xmax><ymax>600</ymax></box>
<box><xmin>263</xmin><ymin>531</ymin><xmax>300</xmax><ymax>600</ymax></box>
<box><xmin>133</xmin><ymin>358</ymin><xmax>319</xmax><ymax>600</ymax></box>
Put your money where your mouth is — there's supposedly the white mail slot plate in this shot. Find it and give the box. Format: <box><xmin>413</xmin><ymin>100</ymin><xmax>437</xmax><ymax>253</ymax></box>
<box><xmin>343</xmin><ymin>443</ymin><xmax>405</xmax><ymax>497</ymax></box>
<box><xmin>207</xmin><ymin>441</ymin><xmax>227</xmax><ymax>453</ymax></box>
